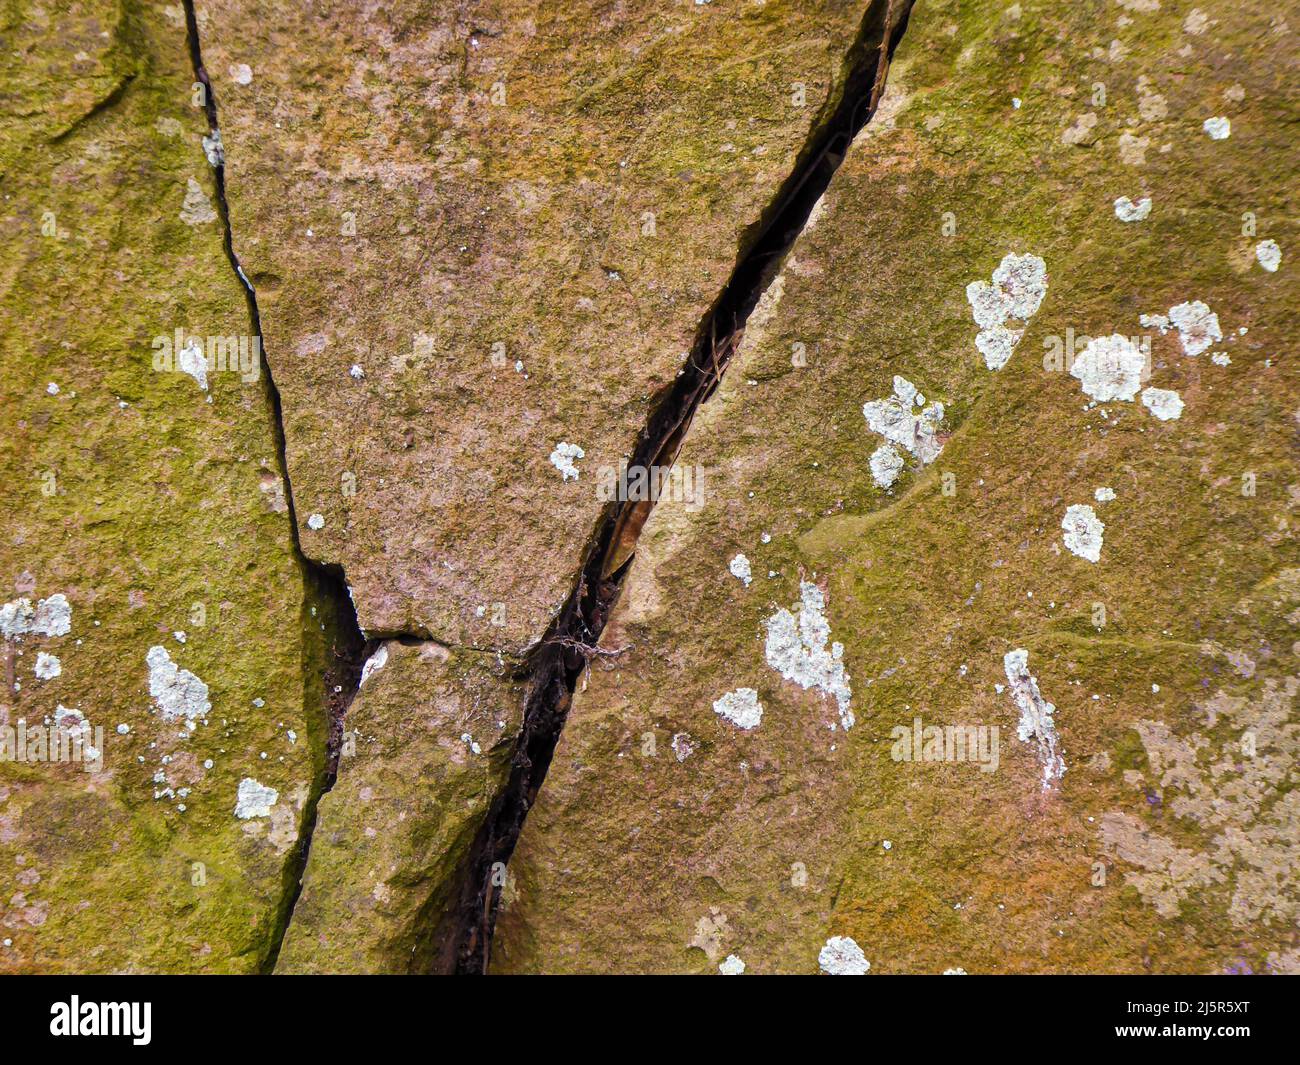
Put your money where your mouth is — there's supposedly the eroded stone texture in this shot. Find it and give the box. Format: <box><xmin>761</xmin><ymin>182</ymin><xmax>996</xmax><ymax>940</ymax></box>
<box><xmin>0</xmin><ymin>1</ymin><xmax>316</xmax><ymax>972</ymax></box>
<box><xmin>492</xmin><ymin>0</ymin><xmax>1298</xmax><ymax>973</ymax></box>
<box><xmin>195</xmin><ymin>0</ymin><xmax>876</xmax><ymax>649</ymax></box>
<box><xmin>276</xmin><ymin>640</ymin><xmax>523</xmax><ymax>973</ymax></box>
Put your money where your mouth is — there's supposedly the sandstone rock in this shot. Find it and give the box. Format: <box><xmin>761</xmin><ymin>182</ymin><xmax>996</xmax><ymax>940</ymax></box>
<box><xmin>194</xmin><ymin>0</ymin><xmax>877</xmax><ymax>650</ymax></box>
<box><xmin>492</xmin><ymin>0</ymin><xmax>1299</xmax><ymax>973</ymax></box>
<box><xmin>276</xmin><ymin>640</ymin><xmax>522</xmax><ymax>973</ymax></box>
<box><xmin>0</xmin><ymin>0</ymin><xmax>320</xmax><ymax>973</ymax></box>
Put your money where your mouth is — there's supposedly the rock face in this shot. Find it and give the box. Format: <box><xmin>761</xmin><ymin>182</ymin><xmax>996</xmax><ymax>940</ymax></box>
<box><xmin>193</xmin><ymin>0</ymin><xmax>877</xmax><ymax>649</ymax></box>
<box><xmin>0</xmin><ymin>1</ymin><xmax>322</xmax><ymax>972</ymax></box>
<box><xmin>275</xmin><ymin>640</ymin><xmax>522</xmax><ymax>973</ymax></box>
<box><xmin>491</xmin><ymin>0</ymin><xmax>1299</xmax><ymax>973</ymax></box>
<box><xmin>2</xmin><ymin>0</ymin><xmax>1297</xmax><ymax>977</ymax></box>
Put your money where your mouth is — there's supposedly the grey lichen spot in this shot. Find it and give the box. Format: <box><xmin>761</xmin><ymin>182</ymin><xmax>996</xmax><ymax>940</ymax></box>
<box><xmin>818</xmin><ymin>935</ymin><xmax>870</xmax><ymax>975</ymax></box>
<box><xmin>548</xmin><ymin>441</ymin><xmax>585</xmax><ymax>481</ymax></box>
<box><xmin>1113</xmin><ymin>195</ymin><xmax>1152</xmax><ymax>221</ymax></box>
<box><xmin>1098</xmin><ymin>676</ymin><xmax>1300</xmax><ymax>925</ymax></box>
<box><xmin>33</xmin><ymin>652</ymin><xmax>61</xmax><ymax>680</ymax></box>
<box><xmin>202</xmin><ymin>128</ymin><xmax>225</xmax><ymax>166</ymax></box>
<box><xmin>869</xmin><ymin>443</ymin><xmax>904</xmax><ymax>488</ymax></box>
<box><xmin>1070</xmin><ymin>334</ymin><xmax>1147</xmax><ymax>402</ymax></box>
<box><xmin>1062</xmin><ymin>503</ymin><xmax>1105</xmax><ymax>562</ymax></box>
<box><xmin>712</xmin><ymin>687</ymin><xmax>763</xmax><ymax>730</ymax></box>
<box><xmin>1</xmin><ymin>593</ymin><xmax>72</xmax><ymax>639</ymax></box>
<box><xmin>1166</xmin><ymin>300</ymin><xmax>1222</xmax><ymax>356</ymax></box>
<box><xmin>1140</xmin><ymin>386</ymin><xmax>1184</xmax><ymax>421</ymax></box>
<box><xmin>358</xmin><ymin>642</ymin><xmax>389</xmax><ymax>687</ymax></box>
<box><xmin>965</xmin><ymin>253</ymin><xmax>1048</xmax><ymax>370</ymax></box>
<box><xmin>234</xmin><ymin>777</ymin><xmax>278</xmax><ymax>819</ymax></box>
<box><xmin>1002</xmin><ymin>648</ymin><xmax>1065</xmax><ymax>788</ymax></box>
<box><xmin>863</xmin><ymin>376</ymin><xmax>945</xmax><ymax>464</ymax></box>
<box><xmin>1202</xmin><ymin>116</ymin><xmax>1231</xmax><ymax>140</ymax></box>
<box><xmin>146</xmin><ymin>645</ymin><xmax>211</xmax><ymax>723</ymax></box>
<box><xmin>1255</xmin><ymin>239</ymin><xmax>1281</xmax><ymax>273</ymax></box>
<box><xmin>179</xmin><ymin>178</ymin><xmax>217</xmax><ymax>226</ymax></box>
<box><xmin>176</xmin><ymin>338</ymin><xmax>209</xmax><ymax>390</ymax></box>
<box><xmin>764</xmin><ymin>582</ymin><xmax>853</xmax><ymax>730</ymax></box>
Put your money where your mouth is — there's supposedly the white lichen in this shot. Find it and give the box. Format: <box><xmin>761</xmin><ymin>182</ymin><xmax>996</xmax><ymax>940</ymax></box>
<box><xmin>146</xmin><ymin>645</ymin><xmax>211</xmax><ymax>722</ymax></box>
<box><xmin>176</xmin><ymin>338</ymin><xmax>209</xmax><ymax>390</ymax></box>
<box><xmin>33</xmin><ymin>652</ymin><xmax>61</xmax><ymax>680</ymax></box>
<box><xmin>0</xmin><ymin>593</ymin><xmax>72</xmax><ymax>639</ymax></box>
<box><xmin>869</xmin><ymin>443</ymin><xmax>904</xmax><ymax>488</ymax></box>
<box><xmin>719</xmin><ymin>954</ymin><xmax>746</xmax><ymax>975</ymax></box>
<box><xmin>965</xmin><ymin>253</ymin><xmax>1049</xmax><ymax>370</ymax></box>
<box><xmin>549</xmin><ymin>441</ymin><xmax>585</xmax><ymax>481</ymax></box>
<box><xmin>1069</xmin><ymin>334</ymin><xmax>1147</xmax><ymax>401</ymax></box>
<box><xmin>1140</xmin><ymin>386</ymin><xmax>1184</xmax><ymax>421</ymax></box>
<box><xmin>1202</xmin><ymin>116</ymin><xmax>1231</xmax><ymax>140</ymax></box>
<box><xmin>728</xmin><ymin>554</ymin><xmax>753</xmax><ymax>587</ymax></box>
<box><xmin>1166</xmin><ymin>300</ymin><xmax>1222</xmax><ymax>356</ymax></box>
<box><xmin>1094</xmin><ymin>486</ymin><xmax>1116</xmax><ymax>502</ymax></box>
<box><xmin>1002</xmin><ymin>649</ymin><xmax>1066</xmax><ymax>789</ymax></box>
<box><xmin>1255</xmin><ymin>239</ymin><xmax>1281</xmax><ymax>273</ymax></box>
<box><xmin>202</xmin><ymin>128</ymin><xmax>225</xmax><ymax>166</ymax></box>
<box><xmin>1113</xmin><ymin>195</ymin><xmax>1152</xmax><ymax>222</ymax></box>
<box><xmin>234</xmin><ymin>777</ymin><xmax>278</xmax><ymax>819</ymax></box>
<box><xmin>712</xmin><ymin>688</ymin><xmax>763</xmax><ymax>731</ymax></box>
<box><xmin>306</xmin><ymin>512</ymin><xmax>325</xmax><ymax>530</ymax></box>
<box><xmin>764</xmin><ymin>582</ymin><xmax>853</xmax><ymax>730</ymax></box>
<box><xmin>818</xmin><ymin>936</ymin><xmax>870</xmax><ymax>975</ymax></box>
<box><xmin>1061</xmin><ymin>503</ymin><xmax>1105</xmax><ymax>563</ymax></box>
<box><xmin>862</xmin><ymin>376</ymin><xmax>944</xmax><ymax>465</ymax></box>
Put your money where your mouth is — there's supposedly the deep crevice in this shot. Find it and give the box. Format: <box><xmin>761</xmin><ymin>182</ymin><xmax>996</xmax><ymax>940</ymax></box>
<box><xmin>445</xmin><ymin>0</ymin><xmax>916</xmax><ymax>974</ymax></box>
<box><xmin>180</xmin><ymin>1</ymin><xmax>368</xmax><ymax>974</ymax></box>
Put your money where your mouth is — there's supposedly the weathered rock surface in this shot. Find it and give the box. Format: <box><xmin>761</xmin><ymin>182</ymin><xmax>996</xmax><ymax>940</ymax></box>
<box><xmin>195</xmin><ymin>0</ymin><xmax>879</xmax><ymax>650</ymax></box>
<box><xmin>0</xmin><ymin>0</ymin><xmax>320</xmax><ymax>972</ymax></box>
<box><xmin>492</xmin><ymin>0</ymin><xmax>1299</xmax><ymax>973</ymax></box>
<box><xmin>3</xmin><ymin>0</ymin><xmax>1296</xmax><ymax>977</ymax></box>
<box><xmin>276</xmin><ymin>639</ymin><xmax>522</xmax><ymax>973</ymax></box>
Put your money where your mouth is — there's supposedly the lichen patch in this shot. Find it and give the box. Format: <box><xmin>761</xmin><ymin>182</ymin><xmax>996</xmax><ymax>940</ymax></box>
<box><xmin>1002</xmin><ymin>649</ymin><xmax>1065</xmax><ymax>788</ymax></box>
<box><xmin>764</xmin><ymin>582</ymin><xmax>853</xmax><ymax>729</ymax></box>
<box><xmin>728</xmin><ymin>554</ymin><xmax>753</xmax><ymax>587</ymax></box>
<box><xmin>1061</xmin><ymin>503</ymin><xmax>1105</xmax><ymax>563</ymax></box>
<box><xmin>1255</xmin><ymin>239</ymin><xmax>1281</xmax><ymax>272</ymax></box>
<box><xmin>0</xmin><ymin>593</ymin><xmax>71</xmax><ymax>639</ymax></box>
<box><xmin>818</xmin><ymin>935</ymin><xmax>869</xmax><ymax>975</ymax></box>
<box><xmin>965</xmin><ymin>253</ymin><xmax>1048</xmax><ymax>370</ymax></box>
<box><xmin>1141</xmin><ymin>386</ymin><xmax>1184</xmax><ymax>420</ymax></box>
<box><xmin>1069</xmin><ymin>334</ymin><xmax>1147</xmax><ymax>401</ymax></box>
<box><xmin>863</xmin><ymin>376</ymin><xmax>945</xmax><ymax>465</ymax></box>
<box><xmin>549</xmin><ymin>441</ymin><xmax>585</xmax><ymax>481</ymax></box>
<box><xmin>234</xmin><ymin>777</ymin><xmax>278</xmax><ymax>819</ymax></box>
<box><xmin>712</xmin><ymin>687</ymin><xmax>763</xmax><ymax>730</ymax></box>
<box><xmin>146</xmin><ymin>645</ymin><xmax>211</xmax><ymax>723</ymax></box>
<box><xmin>1113</xmin><ymin>195</ymin><xmax>1152</xmax><ymax>221</ymax></box>
<box><xmin>179</xmin><ymin>178</ymin><xmax>217</xmax><ymax>226</ymax></box>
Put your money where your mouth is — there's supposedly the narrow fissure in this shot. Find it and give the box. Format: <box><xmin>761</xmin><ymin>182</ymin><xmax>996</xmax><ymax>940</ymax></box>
<box><xmin>446</xmin><ymin>0</ymin><xmax>915</xmax><ymax>974</ymax></box>
<box><xmin>180</xmin><ymin>1</ymin><xmax>369</xmax><ymax>973</ymax></box>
